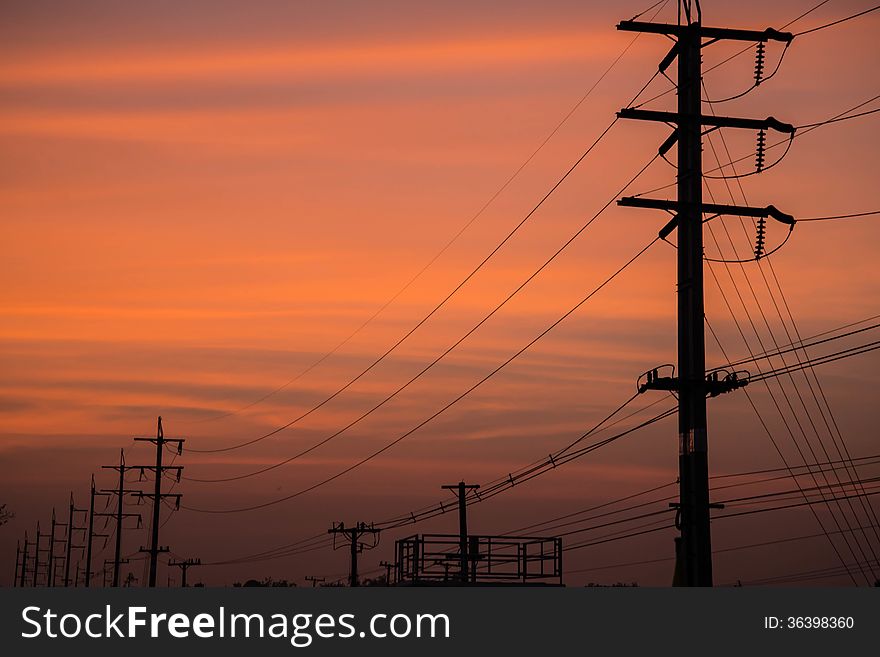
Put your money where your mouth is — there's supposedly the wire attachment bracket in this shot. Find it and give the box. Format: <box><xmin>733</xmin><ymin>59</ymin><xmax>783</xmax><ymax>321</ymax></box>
<box><xmin>638</xmin><ymin>364</ymin><xmax>677</xmax><ymax>393</ymax></box>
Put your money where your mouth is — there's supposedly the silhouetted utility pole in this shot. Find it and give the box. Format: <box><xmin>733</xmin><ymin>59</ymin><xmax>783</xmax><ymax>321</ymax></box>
<box><xmin>19</xmin><ymin>533</ymin><xmax>29</xmax><ymax>587</ymax></box>
<box><xmin>379</xmin><ymin>560</ymin><xmax>393</xmax><ymax>586</ymax></box>
<box><xmin>34</xmin><ymin>521</ymin><xmax>56</xmax><ymax>587</ymax></box>
<box><xmin>328</xmin><ymin>522</ymin><xmax>380</xmax><ymax>587</ymax></box>
<box><xmin>64</xmin><ymin>492</ymin><xmax>86</xmax><ymax>587</ymax></box>
<box><xmin>101</xmin><ymin>449</ymin><xmax>142</xmax><ymax>586</ymax></box>
<box><xmin>47</xmin><ymin>508</ymin><xmax>67</xmax><ymax>587</ymax></box>
<box><xmin>13</xmin><ymin>540</ymin><xmax>21</xmax><ymax>588</ymax></box>
<box><xmin>103</xmin><ymin>558</ymin><xmax>129</xmax><ymax>587</ymax></box>
<box><xmin>617</xmin><ymin>0</ymin><xmax>793</xmax><ymax>586</ymax></box>
<box><xmin>168</xmin><ymin>558</ymin><xmax>201</xmax><ymax>587</ymax></box>
<box><xmin>305</xmin><ymin>576</ymin><xmax>325</xmax><ymax>588</ymax></box>
<box><xmin>32</xmin><ymin>523</ymin><xmax>44</xmax><ymax>587</ymax></box>
<box><xmin>442</xmin><ymin>481</ymin><xmax>480</xmax><ymax>582</ymax></box>
<box><xmin>85</xmin><ymin>474</ymin><xmax>110</xmax><ymax>587</ymax></box>
<box><xmin>103</xmin><ymin>561</ymin><xmax>114</xmax><ymax>587</ymax></box>
<box><xmin>132</xmin><ymin>416</ymin><xmax>184</xmax><ymax>587</ymax></box>
<box><xmin>46</xmin><ymin>515</ymin><xmax>55</xmax><ymax>586</ymax></box>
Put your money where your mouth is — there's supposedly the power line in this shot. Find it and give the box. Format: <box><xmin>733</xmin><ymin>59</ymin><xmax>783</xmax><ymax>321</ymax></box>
<box><xmin>563</xmin><ymin>483</ymin><xmax>880</xmax><ymax>558</ymax></box>
<box><xmin>196</xmin><ymin>325</ymin><xmax>880</xmax><ymax>562</ymax></box>
<box><xmin>183</xmin><ymin>233</ymin><xmax>663</xmax><ymax>512</ymax></box>
<box><xmin>729</xmin><ymin>558</ymin><xmax>880</xmax><ymax>586</ymax></box>
<box><xmin>700</xmin><ymin>70</ymin><xmax>880</xmax><ymax>573</ymax></box>
<box><xmin>797</xmin><ymin>210</ymin><xmax>880</xmax><ymax>222</ymax></box>
<box><xmin>174</xmin><ymin>304</ymin><xmax>880</xmax><ymax>568</ymax></box>
<box><xmin>717</xmin><ymin>486</ymin><xmax>880</xmax><ymax>521</ymax></box>
<box><xmin>795</xmin><ymin>106</ymin><xmax>880</xmax><ymax>130</ymax></box>
<box><xmin>185</xmin><ymin>149</ymin><xmax>660</xmax><ymax>483</ymax></box>
<box><xmin>187</xmin><ymin>18</ymin><xmax>674</xmax><ymax>455</ymax></box>
<box><xmin>567</xmin><ymin>522</ymin><xmax>880</xmax><ymax>576</ymax></box>
<box><xmin>196</xmin><ymin>411</ymin><xmax>880</xmax><ymax>570</ymax></box>
<box><xmin>706</xmin><ymin>222</ymin><xmax>876</xmax><ymax>582</ymax></box>
<box><xmin>37</xmin><ymin>0</ymin><xmax>880</xmax><ymax>587</ymax></box>
<box><xmin>185</xmin><ymin>89</ymin><xmax>671</xmax><ymax>480</ymax></box>
<box><xmin>792</xmin><ymin>4</ymin><xmax>880</xmax><ymax>36</ymax></box>
<box><xmin>782</xmin><ymin>0</ymin><xmax>834</xmax><ymax>28</ymax></box>
<box><xmin>702</xmin><ymin>42</ymin><xmax>792</xmax><ymax>105</ymax></box>
<box><xmin>715</xmin><ymin>320</ymin><xmax>880</xmax><ymax>371</ymax></box>
<box><xmin>189</xmin><ymin>119</ymin><xmax>621</xmax><ymax>455</ymax></box>
<box><xmin>751</xmin><ymin>340</ymin><xmax>880</xmax><ymax>382</ymax></box>
<box><xmin>510</xmin><ymin>455</ymin><xmax>880</xmax><ymax>539</ymax></box>
<box><xmin>701</xmin><ymin>87</ymin><xmax>880</xmax><ymax>582</ymax></box>
<box><xmin>630</xmin><ymin>0</ymin><xmax>863</xmax><ymax>111</ymax></box>
<box><xmin>703</xmin><ymin>275</ymin><xmax>862</xmax><ymax>584</ymax></box>
<box><xmin>535</xmin><ymin>470</ymin><xmax>880</xmax><ymax>548</ymax></box>
<box><xmin>189</xmin><ymin>0</ymin><xmax>673</xmax><ymax>427</ymax></box>
<box><xmin>611</xmin><ymin>3</ymin><xmax>876</xmax><ymax>586</ymax></box>
<box><xmin>631</xmin><ymin>92</ymin><xmax>880</xmax><ymax>199</ymax></box>
<box><xmin>199</xmin><ymin>399</ymin><xmax>677</xmax><ymax>564</ymax></box>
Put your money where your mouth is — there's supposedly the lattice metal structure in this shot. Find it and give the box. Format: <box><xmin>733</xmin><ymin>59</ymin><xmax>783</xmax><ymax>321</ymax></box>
<box><xmin>395</xmin><ymin>534</ymin><xmax>562</xmax><ymax>586</ymax></box>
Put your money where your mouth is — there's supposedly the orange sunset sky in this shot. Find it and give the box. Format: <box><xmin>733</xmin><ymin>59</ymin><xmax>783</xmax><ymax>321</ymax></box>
<box><xmin>2</xmin><ymin>0</ymin><xmax>879</xmax><ymax>586</ymax></box>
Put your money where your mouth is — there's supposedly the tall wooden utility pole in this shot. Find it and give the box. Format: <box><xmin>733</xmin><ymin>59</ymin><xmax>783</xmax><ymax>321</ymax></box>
<box><xmin>133</xmin><ymin>416</ymin><xmax>184</xmax><ymax>587</ymax></box>
<box><xmin>20</xmin><ymin>533</ymin><xmax>29</xmax><ymax>587</ymax></box>
<box><xmin>442</xmin><ymin>481</ymin><xmax>480</xmax><ymax>583</ymax></box>
<box><xmin>168</xmin><ymin>558</ymin><xmax>201</xmax><ymax>587</ymax></box>
<box><xmin>328</xmin><ymin>522</ymin><xmax>380</xmax><ymax>587</ymax></box>
<box><xmin>101</xmin><ymin>449</ymin><xmax>142</xmax><ymax>586</ymax></box>
<box><xmin>32</xmin><ymin>523</ymin><xmax>42</xmax><ymax>587</ymax></box>
<box><xmin>64</xmin><ymin>492</ymin><xmax>86</xmax><ymax>587</ymax></box>
<box><xmin>13</xmin><ymin>540</ymin><xmax>21</xmax><ymax>588</ymax></box>
<box><xmin>47</xmin><ymin>508</ymin><xmax>67</xmax><ymax>587</ymax></box>
<box><xmin>85</xmin><ymin>474</ymin><xmax>110</xmax><ymax>587</ymax></box>
<box><xmin>617</xmin><ymin>0</ymin><xmax>794</xmax><ymax>585</ymax></box>
<box><xmin>379</xmin><ymin>560</ymin><xmax>393</xmax><ymax>586</ymax></box>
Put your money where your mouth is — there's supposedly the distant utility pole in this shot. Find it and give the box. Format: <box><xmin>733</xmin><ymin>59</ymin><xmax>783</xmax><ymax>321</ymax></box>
<box><xmin>379</xmin><ymin>561</ymin><xmax>393</xmax><ymax>586</ymax></box>
<box><xmin>101</xmin><ymin>449</ymin><xmax>142</xmax><ymax>586</ymax></box>
<box><xmin>32</xmin><ymin>523</ymin><xmax>44</xmax><ymax>587</ymax></box>
<box><xmin>442</xmin><ymin>481</ymin><xmax>480</xmax><ymax>583</ymax></box>
<box><xmin>168</xmin><ymin>558</ymin><xmax>201</xmax><ymax>587</ymax></box>
<box><xmin>85</xmin><ymin>474</ymin><xmax>110</xmax><ymax>587</ymax></box>
<box><xmin>328</xmin><ymin>522</ymin><xmax>380</xmax><ymax>587</ymax></box>
<box><xmin>48</xmin><ymin>507</ymin><xmax>68</xmax><ymax>587</ymax></box>
<box><xmin>617</xmin><ymin>0</ymin><xmax>793</xmax><ymax>586</ymax></box>
<box><xmin>132</xmin><ymin>416</ymin><xmax>184</xmax><ymax>588</ymax></box>
<box><xmin>305</xmin><ymin>575</ymin><xmax>325</xmax><ymax>588</ymax></box>
<box><xmin>20</xmin><ymin>533</ymin><xmax>29</xmax><ymax>587</ymax></box>
<box><xmin>47</xmin><ymin>513</ymin><xmax>56</xmax><ymax>586</ymax></box>
<box><xmin>64</xmin><ymin>492</ymin><xmax>87</xmax><ymax>587</ymax></box>
<box><xmin>34</xmin><ymin>520</ymin><xmax>56</xmax><ymax>587</ymax></box>
<box><xmin>104</xmin><ymin>559</ymin><xmax>129</xmax><ymax>587</ymax></box>
<box><xmin>103</xmin><ymin>561</ymin><xmax>113</xmax><ymax>587</ymax></box>
<box><xmin>13</xmin><ymin>540</ymin><xmax>21</xmax><ymax>588</ymax></box>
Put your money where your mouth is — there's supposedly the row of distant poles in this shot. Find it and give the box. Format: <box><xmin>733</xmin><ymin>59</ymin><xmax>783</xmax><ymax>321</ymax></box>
<box><xmin>13</xmin><ymin>417</ymin><xmax>199</xmax><ymax>587</ymax></box>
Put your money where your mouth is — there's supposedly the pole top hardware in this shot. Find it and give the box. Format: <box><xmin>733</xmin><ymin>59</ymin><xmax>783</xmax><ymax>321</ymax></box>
<box><xmin>616</xmin><ymin>21</ymin><xmax>793</xmax><ymax>44</ymax></box>
<box><xmin>638</xmin><ymin>364</ymin><xmax>749</xmax><ymax>397</ymax></box>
